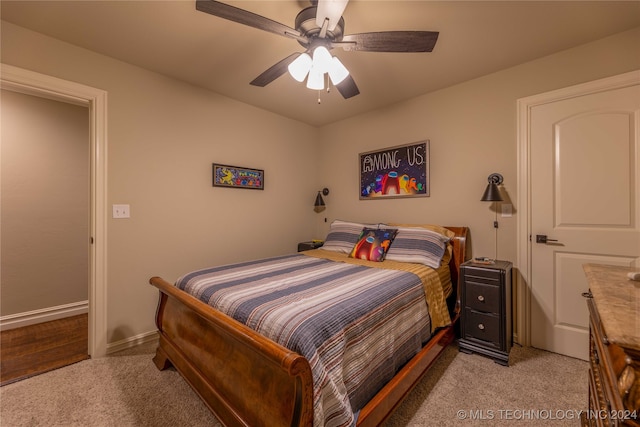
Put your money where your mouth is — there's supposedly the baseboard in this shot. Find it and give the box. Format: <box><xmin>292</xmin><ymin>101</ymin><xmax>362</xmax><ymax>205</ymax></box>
<box><xmin>0</xmin><ymin>301</ymin><xmax>89</xmax><ymax>331</ymax></box>
<box><xmin>106</xmin><ymin>330</ymin><xmax>159</xmax><ymax>355</ymax></box>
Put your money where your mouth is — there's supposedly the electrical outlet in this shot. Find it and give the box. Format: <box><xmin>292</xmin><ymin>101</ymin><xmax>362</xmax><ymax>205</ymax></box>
<box><xmin>112</xmin><ymin>204</ymin><xmax>130</xmax><ymax>219</ymax></box>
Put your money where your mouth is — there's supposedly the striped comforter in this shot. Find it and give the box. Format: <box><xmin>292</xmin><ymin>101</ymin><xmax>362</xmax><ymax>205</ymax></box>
<box><xmin>176</xmin><ymin>252</ymin><xmax>450</xmax><ymax>427</ymax></box>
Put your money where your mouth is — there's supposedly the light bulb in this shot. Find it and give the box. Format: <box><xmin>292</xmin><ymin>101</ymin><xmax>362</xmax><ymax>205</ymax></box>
<box><xmin>328</xmin><ymin>56</ymin><xmax>349</xmax><ymax>85</ymax></box>
<box><xmin>287</xmin><ymin>53</ymin><xmax>312</xmax><ymax>82</ymax></box>
<box><xmin>311</xmin><ymin>46</ymin><xmax>333</xmax><ymax>75</ymax></box>
<box><xmin>306</xmin><ymin>66</ymin><xmax>325</xmax><ymax>90</ymax></box>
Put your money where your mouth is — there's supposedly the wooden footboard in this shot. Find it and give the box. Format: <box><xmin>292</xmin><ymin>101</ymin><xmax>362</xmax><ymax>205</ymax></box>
<box><xmin>150</xmin><ymin>226</ymin><xmax>468</xmax><ymax>427</ymax></box>
<box><xmin>151</xmin><ymin>276</ymin><xmax>314</xmax><ymax>426</ymax></box>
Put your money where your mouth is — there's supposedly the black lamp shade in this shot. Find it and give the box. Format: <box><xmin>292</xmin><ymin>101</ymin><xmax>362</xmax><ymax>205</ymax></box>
<box><xmin>481</xmin><ymin>173</ymin><xmax>504</xmax><ymax>201</ymax></box>
<box><xmin>314</xmin><ymin>192</ymin><xmax>326</xmax><ymax>213</ymax></box>
<box><xmin>481</xmin><ymin>183</ymin><xmax>503</xmax><ymax>202</ymax></box>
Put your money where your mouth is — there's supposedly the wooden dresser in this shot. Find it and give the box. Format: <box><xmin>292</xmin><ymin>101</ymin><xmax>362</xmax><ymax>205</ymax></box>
<box><xmin>583</xmin><ymin>264</ymin><xmax>640</xmax><ymax>426</ymax></box>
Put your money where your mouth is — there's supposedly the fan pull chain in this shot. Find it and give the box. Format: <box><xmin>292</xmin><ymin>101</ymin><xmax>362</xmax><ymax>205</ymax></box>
<box><xmin>317</xmin><ymin>74</ymin><xmax>331</xmax><ymax>104</ymax></box>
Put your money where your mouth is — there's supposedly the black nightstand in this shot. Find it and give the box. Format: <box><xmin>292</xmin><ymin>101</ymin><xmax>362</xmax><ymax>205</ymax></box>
<box><xmin>458</xmin><ymin>260</ymin><xmax>512</xmax><ymax>366</ymax></box>
<box><xmin>297</xmin><ymin>241</ymin><xmax>323</xmax><ymax>252</ymax></box>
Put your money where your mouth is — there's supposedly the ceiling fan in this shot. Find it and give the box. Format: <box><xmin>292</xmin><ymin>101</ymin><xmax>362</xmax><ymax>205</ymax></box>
<box><xmin>195</xmin><ymin>0</ymin><xmax>439</xmax><ymax>99</ymax></box>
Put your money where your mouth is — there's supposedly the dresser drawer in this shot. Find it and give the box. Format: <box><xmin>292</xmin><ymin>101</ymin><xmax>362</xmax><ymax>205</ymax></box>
<box><xmin>465</xmin><ymin>281</ymin><xmax>500</xmax><ymax>314</ymax></box>
<box><xmin>463</xmin><ymin>308</ymin><xmax>501</xmax><ymax>349</ymax></box>
<box><xmin>585</xmin><ymin>296</ymin><xmax>640</xmax><ymax>427</ymax></box>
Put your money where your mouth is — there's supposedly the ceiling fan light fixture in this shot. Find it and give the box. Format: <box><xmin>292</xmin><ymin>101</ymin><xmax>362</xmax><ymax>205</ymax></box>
<box><xmin>288</xmin><ymin>53</ymin><xmax>312</xmax><ymax>82</ymax></box>
<box><xmin>306</xmin><ymin>67</ymin><xmax>325</xmax><ymax>90</ymax></box>
<box><xmin>197</xmin><ymin>1</ymin><xmax>440</xmax><ymax>100</ymax></box>
<box><xmin>328</xmin><ymin>56</ymin><xmax>349</xmax><ymax>85</ymax></box>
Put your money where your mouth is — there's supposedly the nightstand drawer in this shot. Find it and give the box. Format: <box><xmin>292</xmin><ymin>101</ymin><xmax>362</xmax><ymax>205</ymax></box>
<box><xmin>462</xmin><ymin>266</ymin><xmax>502</xmax><ymax>281</ymax></box>
<box><xmin>465</xmin><ymin>281</ymin><xmax>500</xmax><ymax>314</ymax></box>
<box><xmin>464</xmin><ymin>308</ymin><xmax>501</xmax><ymax>348</ymax></box>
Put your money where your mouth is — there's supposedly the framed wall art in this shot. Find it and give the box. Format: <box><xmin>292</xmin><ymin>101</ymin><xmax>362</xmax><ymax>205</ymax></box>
<box><xmin>212</xmin><ymin>163</ymin><xmax>264</xmax><ymax>190</ymax></box>
<box><xmin>359</xmin><ymin>140</ymin><xmax>430</xmax><ymax>199</ymax></box>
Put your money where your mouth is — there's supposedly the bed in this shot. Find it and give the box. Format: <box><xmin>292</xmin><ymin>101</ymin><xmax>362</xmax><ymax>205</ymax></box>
<box><xmin>150</xmin><ymin>223</ymin><xmax>469</xmax><ymax>426</ymax></box>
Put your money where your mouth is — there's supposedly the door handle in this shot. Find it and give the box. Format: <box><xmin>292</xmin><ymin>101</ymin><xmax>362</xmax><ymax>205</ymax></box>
<box><xmin>535</xmin><ymin>234</ymin><xmax>560</xmax><ymax>244</ymax></box>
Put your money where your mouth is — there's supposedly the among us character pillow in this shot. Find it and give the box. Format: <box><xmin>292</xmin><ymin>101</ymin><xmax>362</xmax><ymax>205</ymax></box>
<box><xmin>321</xmin><ymin>219</ymin><xmax>385</xmax><ymax>254</ymax></box>
<box><xmin>349</xmin><ymin>227</ymin><xmax>398</xmax><ymax>262</ymax></box>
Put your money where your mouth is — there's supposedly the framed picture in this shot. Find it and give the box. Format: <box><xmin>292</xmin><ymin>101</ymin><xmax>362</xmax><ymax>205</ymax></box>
<box><xmin>359</xmin><ymin>140</ymin><xmax>430</xmax><ymax>199</ymax></box>
<box><xmin>212</xmin><ymin>163</ymin><xmax>264</xmax><ymax>190</ymax></box>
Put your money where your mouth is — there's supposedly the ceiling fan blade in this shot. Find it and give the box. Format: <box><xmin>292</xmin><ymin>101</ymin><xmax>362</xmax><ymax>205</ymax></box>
<box><xmin>250</xmin><ymin>53</ymin><xmax>301</xmax><ymax>87</ymax></box>
<box><xmin>196</xmin><ymin>0</ymin><xmax>301</xmax><ymax>39</ymax></box>
<box><xmin>339</xmin><ymin>31</ymin><xmax>439</xmax><ymax>52</ymax></box>
<box><xmin>335</xmin><ymin>75</ymin><xmax>359</xmax><ymax>99</ymax></box>
<box><xmin>316</xmin><ymin>0</ymin><xmax>349</xmax><ymax>32</ymax></box>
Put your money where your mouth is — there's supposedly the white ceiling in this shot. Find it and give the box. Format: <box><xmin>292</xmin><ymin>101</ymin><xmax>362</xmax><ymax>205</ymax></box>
<box><xmin>2</xmin><ymin>1</ymin><xmax>639</xmax><ymax>126</ymax></box>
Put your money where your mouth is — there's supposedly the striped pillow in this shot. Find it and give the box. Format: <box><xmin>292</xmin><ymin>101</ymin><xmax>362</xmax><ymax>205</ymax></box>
<box><xmin>321</xmin><ymin>220</ymin><xmax>381</xmax><ymax>254</ymax></box>
<box><xmin>385</xmin><ymin>226</ymin><xmax>450</xmax><ymax>268</ymax></box>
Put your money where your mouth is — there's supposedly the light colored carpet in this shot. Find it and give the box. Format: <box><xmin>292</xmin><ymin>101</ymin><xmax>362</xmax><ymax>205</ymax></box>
<box><xmin>0</xmin><ymin>340</ymin><xmax>587</xmax><ymax>426</ymax></box>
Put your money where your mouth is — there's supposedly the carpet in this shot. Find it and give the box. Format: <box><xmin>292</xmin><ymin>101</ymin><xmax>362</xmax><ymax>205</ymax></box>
<box><xmin>0</xmin><ymin>340</ymin><xmax>587</xmax><ymax>426</ymax></box>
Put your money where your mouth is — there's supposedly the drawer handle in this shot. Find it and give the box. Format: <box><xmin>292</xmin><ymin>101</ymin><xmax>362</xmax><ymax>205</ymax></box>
<box><xmin>477</xmin><ymin>295</ymin><xmax>485</xmax><ymax>302</ymax></box>
<box><xmin>477</xmin><ymin>323</ymin><xmax>485</xmax><ymax>330</ymax></box>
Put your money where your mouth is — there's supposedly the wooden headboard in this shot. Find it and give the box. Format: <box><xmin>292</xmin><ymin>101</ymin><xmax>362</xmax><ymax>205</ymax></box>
<box><xmin>444</xmin><ymin>226</ymin><xmax>470</xmax><ymax>320</ymax></box>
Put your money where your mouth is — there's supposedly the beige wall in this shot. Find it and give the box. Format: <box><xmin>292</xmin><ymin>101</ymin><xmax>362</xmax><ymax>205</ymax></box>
<box><xmin>317</xmin><ymin>27</ymin><xmax>640</xmax><ymax>264</ymax></box>
<box><xmin>315</xmin><ymin>27</ymin><xmax>640</xmax><ymax>341</ymax></box>
<box><xmin>1</xmin><ymin>89</ymin><xmax>89</xmax><ymax>315</ymax></box>
<box><xmin>1</xmin><ymin>21</ymin><xmax>320</xmax><ymax>343</ymax></box>
<box><xmin>2</xmin><ymin>19</ymin><xmax>639</xmax><ymax>346</ymax></box>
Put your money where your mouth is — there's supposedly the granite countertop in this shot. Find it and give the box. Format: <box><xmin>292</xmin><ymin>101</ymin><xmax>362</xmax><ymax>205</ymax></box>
<box><xmin>583</xmin><ymin>263</ymin><xmax>640</xmax><ymax>352</ymax></box>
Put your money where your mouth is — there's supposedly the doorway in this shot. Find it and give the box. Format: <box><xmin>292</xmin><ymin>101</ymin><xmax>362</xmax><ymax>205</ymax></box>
<box><xmin>1</xmin><ymin>89</ymin><xmax>90</xmax><ymax>383</ymax></box>
<box><xmin>0</xmin><ymin>63</ymin><xmax>108</xmax><ymax>358</ymax></box>
<box><xmin>517</xmin><ymin>70</ymin><xmax>640</xmax><ymax>359</ymax></box>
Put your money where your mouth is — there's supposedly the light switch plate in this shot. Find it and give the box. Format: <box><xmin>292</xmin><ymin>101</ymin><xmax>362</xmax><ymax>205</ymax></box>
<box><xmin>501</xmin><ymin>203</ymin><xmax>512</xmax><ymax>218</ymax></box>
<box><xmin>112</xmin><ymin>204</ymin><xmax>130</xmax><ymax>219</ymax></box>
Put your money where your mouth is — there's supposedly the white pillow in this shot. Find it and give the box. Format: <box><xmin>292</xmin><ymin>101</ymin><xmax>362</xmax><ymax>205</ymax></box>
<box><xmin>385</xmin><ymin>226</ymin><xmax>450</xmax><ymax>268</ymax></box>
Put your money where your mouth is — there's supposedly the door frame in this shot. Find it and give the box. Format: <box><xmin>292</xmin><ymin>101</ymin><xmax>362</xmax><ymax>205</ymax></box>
<box><xmin>1</xmin><ymin>63</ymin><xmax>108</xmax><ymax>357</ymax></box>
<box><xmin>516</xmin><ymin>69</ymin><xmax>640</xmax><ymax>347</ymax></box>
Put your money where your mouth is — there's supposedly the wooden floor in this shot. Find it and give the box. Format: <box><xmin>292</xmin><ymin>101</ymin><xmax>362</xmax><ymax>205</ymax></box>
<box><xmin>1</xmin><ymin>314</ymin><xmax>89</xmax><ymax>386</ymax></box>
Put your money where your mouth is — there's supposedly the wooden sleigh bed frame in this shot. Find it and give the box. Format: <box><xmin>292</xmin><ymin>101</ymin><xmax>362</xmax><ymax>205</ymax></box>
<box><xmin>150</xmin><ymin>226</ymin><xmax>469</xmax><ymax>427</ymax></box>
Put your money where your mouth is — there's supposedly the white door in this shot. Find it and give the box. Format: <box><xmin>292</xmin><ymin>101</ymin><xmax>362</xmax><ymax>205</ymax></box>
<box><xmin>528</xmin><ymin>75</ymin><xmax>640</xmax><ymax>360</ymax></box>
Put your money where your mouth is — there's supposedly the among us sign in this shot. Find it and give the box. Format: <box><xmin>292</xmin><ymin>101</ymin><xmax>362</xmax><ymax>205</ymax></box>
<box><xmin>359</xmin><ymin>141</ymin><xmax>430</xmax><ymax>199</ymax></box>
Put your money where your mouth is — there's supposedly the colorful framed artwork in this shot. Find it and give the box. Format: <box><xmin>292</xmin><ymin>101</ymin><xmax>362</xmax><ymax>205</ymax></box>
<box><xmin>359</xmin><ymin>140</ymin><xmax>430</xmax><ymax>199</ymax></box>
<box><xmin>212</xmin><ymin>164</ymin><xmax>264</xmax><ymax>190</ymax></box>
